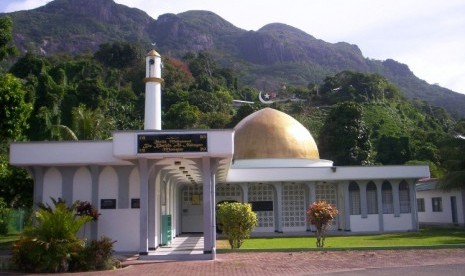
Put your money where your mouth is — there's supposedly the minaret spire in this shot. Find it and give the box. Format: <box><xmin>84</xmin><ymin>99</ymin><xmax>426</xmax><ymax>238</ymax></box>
<box><xmin>144</xmin><ymin>49</ymin><xmax>163</xmax><ymax>130</ymax></box>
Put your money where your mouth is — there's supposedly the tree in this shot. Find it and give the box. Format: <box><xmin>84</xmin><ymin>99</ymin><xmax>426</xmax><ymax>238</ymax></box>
<box><xmin>216</xmin><ymin>202</ymin><xmax>257</xmax><ymax>249</ymax></box>
<box><xmin>307</xmin><ymin>201</ymin><xmax>338</xmax><ymax>248</ymax></box>
<box><xmin>52</xmin><ymin>105</ymin><xmax>114</xmax><ymax>140</ymax></box>
<box><xmin>0</xmin><ymin>73</ymin><xmax>32</xmax><ymax>143</ymax></box>
<box><xmin>376</xmin><ymin>135</ymin><xmax>412</xmax><ymax>164</ymax></box>
<box><xmin>318</xmin><ymin>102</ymin><xmax>372</xmax><ymax>165</ymax></box>
<box><xmin>94</xmin><ymin>42</ymin><xmax>142</xmax><ymax>69</ymax></box>
<box><xmin>438</xmin><ymin>137</ymin><xmax>465</xmax><ymax>191</ymax></box>
<box><xmin>164</xmin><ymin>101</ymin><xmax>201</xmax><ymax>129</ymax></box>
<box><xmin>0</xmin><ymin>73</ymin><xmax>34</xmax><ymax>208</ymax></box>
<box><xmin>0</xmin><ymin>16</ymin><xmax>18</xmax><ymax>62</ymax></box>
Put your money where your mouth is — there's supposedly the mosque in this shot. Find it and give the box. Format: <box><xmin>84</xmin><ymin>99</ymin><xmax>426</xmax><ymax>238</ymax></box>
<box><xmin>9</xmin><ymin>50</ymin><xmax>430</xmax><ymax>258</ymax></box>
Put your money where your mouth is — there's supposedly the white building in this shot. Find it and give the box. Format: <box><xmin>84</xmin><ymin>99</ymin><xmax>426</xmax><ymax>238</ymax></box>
<box><xmin>416</xmin><ymin>179</ymin><xmax>465</xmax><ymax>226</ymax></box>
<box><xmin>9</xmin><ymin>50</ymin><xmax>430</xmax><ymax>258</ymax></box>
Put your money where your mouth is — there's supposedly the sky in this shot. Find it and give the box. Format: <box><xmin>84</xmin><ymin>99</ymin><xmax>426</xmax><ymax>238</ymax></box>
<box><xmin>1</xmin><ymin>0</ymin><xmax>464</xmax><ymax>95</ymax></box>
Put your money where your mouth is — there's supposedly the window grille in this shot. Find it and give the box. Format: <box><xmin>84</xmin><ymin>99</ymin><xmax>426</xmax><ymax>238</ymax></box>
<box><xmin>417</xmin><ymin>198</ymin><xmax>425</xmax><ymax>212</ymax></box>
<box><xmin>432</xmin><ymin>197</ymin><xmax>442</xmax><ymax>212</ymax></box>
<box><xmin>249</xmin><ymin>184</ymin><xmax>274</xmax><ymax>228</ymax></box>
<box><xmin>282</xmin><ymin>183</ymin><xmax>306</xmax><ymax>227</ymax></box>
<box><xmin>399</xmin><ymin>181</ymin><xmax>410</xmax><ymax>213</ymax></box>
<box><xmin>349</xmin><ymin>182</ymin><xmax>361</xmax><ymax>215</ymax></box>
<box><xmin>382</xmin><ymin>181</ymin><xmax>393</xmax><ymax>214</ymax></box>
<box><xmin>366</xmin><ymin>182</ymin><xmax>378</xmax><ymax>214</ymax></box>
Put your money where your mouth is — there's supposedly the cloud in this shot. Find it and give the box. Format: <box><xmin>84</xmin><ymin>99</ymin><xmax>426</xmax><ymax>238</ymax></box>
<box><xmin>1</xmin><ymin>0</ymin><xmax>52</xmax><ymax>13</ymax></box>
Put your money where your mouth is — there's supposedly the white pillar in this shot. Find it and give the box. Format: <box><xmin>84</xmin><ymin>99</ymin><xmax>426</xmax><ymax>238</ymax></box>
<box><xmin>342</xmin><ymin>181</ymin><xmax>351</xmax><ymax>231</ymax></box>
<box><xmin>409</xmin><ymin>180</ymin><xmax>418</xmax><ymax>231</ymax></box>
<box><xmin>202</xmin><ymin>157</ymin><xmax>215</xmax><ymax>258</ymax></box>
<box><xmin>239</xmin><ymin>183</ymin><xmax>248</xmax><ymax>203</ymax></box>
<box><xmin>272</xmin><ymin>183</ymin><xmax>283</xmax><ymax>233</ymax></box>
<box><xmin>392</xmin><ymin>180</ymin><xmax>400</xmax><ymax>217</ymax></box>
<box><xmin>144</xmin><ymin>50</ymin><xmax>163</xmax><ymax>130</ymax></box>
<box><xmin>30</xmin><ymin>166</ymin><xmax>44</xmax><ymax>210</ymax></box>
<box><xmin>138</xmin><ymin>158</ymin><xmax>149</xmax><ymax>255</ymax></box>
<box><xmin>375</xmin><ymin>180</ymin><xmax>384</xmax><ymax>232</ymax></box>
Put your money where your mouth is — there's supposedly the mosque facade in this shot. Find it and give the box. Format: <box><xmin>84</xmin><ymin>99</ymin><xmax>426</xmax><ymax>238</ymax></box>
<box><xmin>9</xmin><ymin>50</ymin><xmax>430</xmax><ymax>257</ymax></box>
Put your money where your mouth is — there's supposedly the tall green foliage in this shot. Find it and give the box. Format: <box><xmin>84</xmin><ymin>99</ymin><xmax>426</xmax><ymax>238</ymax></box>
<box><xmin>0</xmin><ymin>16</ymin><xmax>18</xmax><ymax>62</ymax></box>
<box><xmin>318</xmin><ymin>102</ymin><xmax>372</xmax><ymax>165</ymax></box>
<box><xmin>0</xmin><ymin>73</ymin><xmax>32</xmax><ymax>143</ymax></box>
<box><xmin>438</xmin><ymin>137</ymin><xmax>465</xmax><ymax>191</ymax></box>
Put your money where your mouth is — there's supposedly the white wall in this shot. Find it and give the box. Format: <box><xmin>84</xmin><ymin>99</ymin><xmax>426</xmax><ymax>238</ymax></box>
<box><xmin>417</xmin><ymin>189</ymin><xmax>464</xmax><ymax>225</ymax></box>
<box><xmin>350</xmin><ymin>215</ymin><xmax>379</xmax><ymax>232</ymax></box>
<box><xmin>98</xmin><ymin>209</ymin><xmax>140</xmax><ymax>252</ymax></box>
<box><xmin>96</xmin><ymin>166</ymin><xmax>141</xmax><ymax>251</ymax></box>
<box><xmin>43</xmin><ymin>167</ymin><xmax>62</xmax><ymax>205</ymax></box>
<box><xmin>383</xmin><ymin>214</ymin><xmax>413</xmax><ymax>231</ymax></box>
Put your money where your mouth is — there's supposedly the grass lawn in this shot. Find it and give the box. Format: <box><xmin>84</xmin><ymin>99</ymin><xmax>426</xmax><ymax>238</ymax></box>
<box><xmin>217</xmin><ymin>227</ymin><xmax>465</xmax><ymax>251</ymax></box>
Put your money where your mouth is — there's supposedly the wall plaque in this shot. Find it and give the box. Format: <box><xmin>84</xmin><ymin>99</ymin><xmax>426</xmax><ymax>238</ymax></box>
<box><xmin>131</xmin><ymin>198</ymin><xmax>140</xmax><ymax>209</ymax></box>
<box><xmin>137</xmin><ymin>133</ymin><xmax>208</xmax><ymax>153</ymax></box>
<box><xmin>100</xmin><ymin>199</ymin><xmax>116</xmax><ymax>209</ymax></box>
<box><xmin>251</xmin><ymin>201</ymin><xmax>274</xmax><ymax>212</ymax></box>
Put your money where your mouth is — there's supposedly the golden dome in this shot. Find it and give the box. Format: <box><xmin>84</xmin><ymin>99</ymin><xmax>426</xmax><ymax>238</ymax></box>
<box><xmin>234</xmin><ymin>108</ymin><xmax>319</xmax><ymax>160</ymax></box>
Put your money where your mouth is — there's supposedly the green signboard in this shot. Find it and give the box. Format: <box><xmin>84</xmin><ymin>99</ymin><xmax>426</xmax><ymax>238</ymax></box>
<box><xmin>137</xmin><ymin>133</ymin><xmax>208</xmax><ymax>153</ymax></box>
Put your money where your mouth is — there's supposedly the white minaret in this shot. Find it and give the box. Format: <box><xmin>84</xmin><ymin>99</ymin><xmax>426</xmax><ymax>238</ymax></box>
<box><xmin>144</xmin><ymin>49</ymin><xmax>163</xmax><ymax>130</ymax></box>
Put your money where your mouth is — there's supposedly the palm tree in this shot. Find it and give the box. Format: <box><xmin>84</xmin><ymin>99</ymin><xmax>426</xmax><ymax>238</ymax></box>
<box><xmin>51</xmin><ymin>104</ymin><xmax>114</xmax><ymax>140</ymax></box>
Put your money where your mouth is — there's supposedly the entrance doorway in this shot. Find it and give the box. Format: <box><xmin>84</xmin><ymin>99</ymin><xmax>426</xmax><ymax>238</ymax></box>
<box><xmin>181</xmin><ymin>185</ymin><xmax>203</xmax><ymax>232</ymax></box>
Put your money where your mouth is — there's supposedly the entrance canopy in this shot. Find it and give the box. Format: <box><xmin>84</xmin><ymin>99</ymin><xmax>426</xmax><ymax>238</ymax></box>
<box><xmin>10</xmin><ymin>129</ymin><xmax>234</xmax><ymax>185</ymax></box>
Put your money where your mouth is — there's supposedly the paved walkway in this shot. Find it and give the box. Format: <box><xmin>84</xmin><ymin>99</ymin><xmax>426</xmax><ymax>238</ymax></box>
<box><xmin>57</xmin><ymin>248</ymin><xmax>465</xmax><ymax>276</ymax></box>
<box><xmin>138</xmin><ymin>234</ymin><xmax>211</xmax><ymax>261</ymax></box>
<box><xmin>6</xmin><ymin>234</ymin><xmax>465</xmax><ymax>275</ymax></box>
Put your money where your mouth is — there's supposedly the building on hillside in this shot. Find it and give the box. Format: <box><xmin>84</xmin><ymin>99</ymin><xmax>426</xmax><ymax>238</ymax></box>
<box><xmin>9</xmin><ymin>50</ymin><xmax>430</xmax><ymax>259</ymax></box>
<box><xmin>416</xmin><ymin>178</ymin><xmax>465</xmax><ymax>226</ymax></box>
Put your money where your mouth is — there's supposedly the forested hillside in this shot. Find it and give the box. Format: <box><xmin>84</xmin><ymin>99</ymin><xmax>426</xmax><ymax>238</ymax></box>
<box><xmin>3</xmin><ymin>0</ymin><xmax>465</xmax><ymax>117</ymax></box>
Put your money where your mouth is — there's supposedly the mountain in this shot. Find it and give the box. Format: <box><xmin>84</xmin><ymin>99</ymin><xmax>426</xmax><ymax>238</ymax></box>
<box><xmin>3</xmin><ymin>0</ymin><xmax>465</xmax><ymax>117</ymax></box>
<box><xmin>5</xmin><ymin>0</ymin><xmax>154</xmax><ymax>54</ymax></box>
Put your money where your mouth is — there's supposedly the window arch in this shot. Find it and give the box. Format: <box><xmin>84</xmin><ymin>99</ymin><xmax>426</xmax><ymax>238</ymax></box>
<box><xmin>399</xmin><ymin>181</ymin><xmax>410</xmax><ymax>213</ymax></box>
<box><xmin>366</xmin><ymin>181</ymin><xmax>378</xmax><ymax>214</ymax></box>
<box><xmin>349</xmin><ymin>181</ymin><xmax>361</xmax><ymax>215</ymax></box>
<box><xmin>382</xmin><ymin>181</ymin><xmax>393</xmax><ymax>214</ymax></box>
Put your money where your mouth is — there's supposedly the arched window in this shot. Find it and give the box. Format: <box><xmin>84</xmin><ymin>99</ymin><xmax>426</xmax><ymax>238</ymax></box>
<box><xmin>367</xmin><ymin>182</ymin><xmax>378</xmax><ymax>214</ymax></box>
<box><xmin>382</xmin><ymin>181</ymin><xmax>393</xmax><ymax>214</ymax></box>
<box><xmin>349</xmin><ymin>181</ymin><xmax>361</xmax><ymax>215</ymax></box>
<box><xmin>399</xmin><ymin>181</ymin><xmax>410</xmax><ymax>213</ymax></box>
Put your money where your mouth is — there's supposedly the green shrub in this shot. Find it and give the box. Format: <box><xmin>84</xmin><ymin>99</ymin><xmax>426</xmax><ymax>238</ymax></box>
<box><xmin>70</xmin><ymin>236</ymin><xmax>118</xmax><ymax>271</ymax></box>
<box><xmin>11</xmin><ymin>198</ymin><xmax>92</xmax><ymax>273</ymax></box>
<box><xmin>217</xmin><ymin>202</ymin><xmax>257</xmax><ymax>249</ymax></box>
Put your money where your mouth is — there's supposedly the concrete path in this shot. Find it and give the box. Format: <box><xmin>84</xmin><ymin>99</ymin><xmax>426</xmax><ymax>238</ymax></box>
<box><xmin>57</xmin><ymin>248</ymin><xmax>465</xmax><ymax>276</ymax></box>
<box><xmin>6</xmin><ymin>234</ymin><xmax>465</xmax><ymax>275</ymax></box>
<box><xmin>138</xmin><ymin>234</ymin><xmax>212</xmax><ymax>261</ymax></box>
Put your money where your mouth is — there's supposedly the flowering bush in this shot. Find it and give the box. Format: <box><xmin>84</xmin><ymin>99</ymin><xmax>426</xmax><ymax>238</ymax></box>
<box><xmin>76</xmin><ymin>201</ymin><xmax>100</xmax><ymax>221</ymax></box>
<box><xmin>307</xmin><ymin>200</ymin><xmax>338</xmax><ymax>247</ymax></box>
